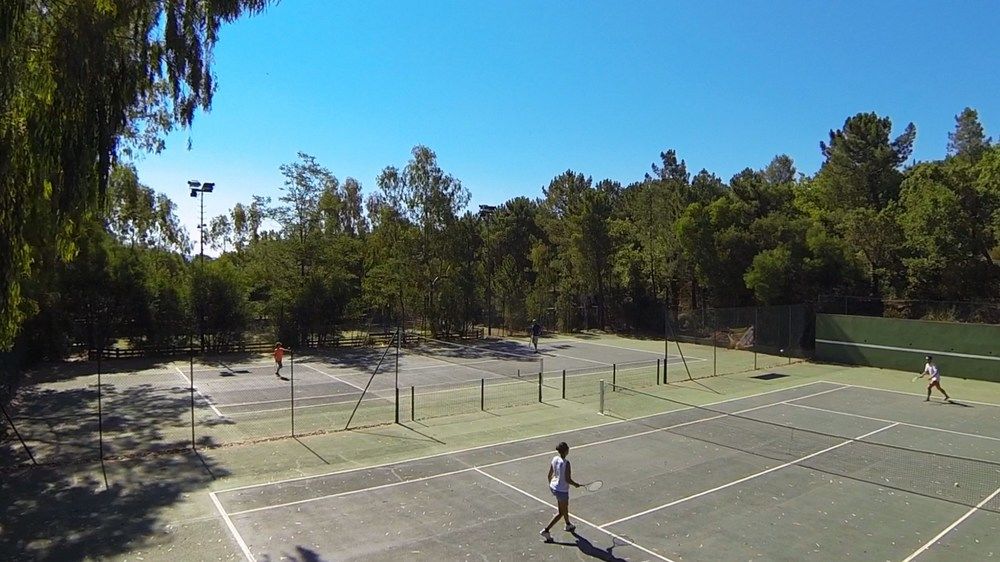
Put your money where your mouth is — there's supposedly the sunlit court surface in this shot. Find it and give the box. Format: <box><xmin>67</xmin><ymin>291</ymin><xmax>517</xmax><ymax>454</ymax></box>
<box><xmin>211</xmin><ymin>379</ymin><xmax>1000</xmax><ymax>561</ymax></box>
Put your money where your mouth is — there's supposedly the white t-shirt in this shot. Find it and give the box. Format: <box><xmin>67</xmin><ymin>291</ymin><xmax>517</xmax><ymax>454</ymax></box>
<box><xmin>550</xmin><ymin>455</ymin><xmax>569</xmax><ymax>492</ymax></box>
<box><xmin>924</xmin><ymin>363</ymin><xmax>939</xmax><ymax>381</ymax></box>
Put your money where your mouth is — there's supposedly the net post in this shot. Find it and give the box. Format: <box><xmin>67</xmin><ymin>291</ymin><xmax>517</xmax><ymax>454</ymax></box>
<box><xmin>612</xmin><ymin>363</ymin><xmax>616</xmax><ymax>391</ymax></box>
<box><xmin>410</xmin><ymin>386</ymin><xmax>415</xmax><ymax>421</ymax></box>
<box><xmin>561</xmin><ymin>369</ymin><xmax>566</xmax><ymax>399</ymax></box>
<box><xmin>598</xmin><ymin>379</ymin><xmax>605</xmax><ymax>415</ymax></box>
<box><xmin>538</xmin><ymin>371</ymin><xmax>543</xmax><ymax>403</ymax></box>
<box><xmin>480</xmin><ymin>378</ymin><xmax>485</xmax><ymax>411</ymax></box>
<box><xmin>517</xmin><ymin>368</ymin><xmax>520</xmax><ymax>378</ymax></box>
<box><xmin>656</xmin><ymin>358</ymin><xmax>661</xmax><ymax>385</ymax></box>
<box><xmin>395</xmin><ymin>386</ymin><xmax>400</xmax><ymax>424</ymax></box>
<box><xmin>290</xmin><ymin>349</ymin><xmax>295</xmax><ymax>437</ymax></box>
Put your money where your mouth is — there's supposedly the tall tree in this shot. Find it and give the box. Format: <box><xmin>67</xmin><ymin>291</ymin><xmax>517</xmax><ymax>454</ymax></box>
<box><xmin>947</xmin><ymin>107</ymin><xmax>992</xmax><ymax>161</ymax></box>
<box><xmin>811</xmin><ymin>112</ymin><xmax>916</xmax><ymax>212</ymax></box>
<box><xmin>0</xmin><ymin>0</ymin><xmax>273</xmax><ymax>349</ymax></box>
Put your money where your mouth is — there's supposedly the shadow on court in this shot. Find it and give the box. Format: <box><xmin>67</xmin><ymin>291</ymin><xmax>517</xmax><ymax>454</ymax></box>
<box><xmin>260</xmin><ymin>545</ymin><xmax>328</xmax><ymax>561</ymax></box>
<box><xmin>544</xmin><ymin>532</ymin><xmax>627</xmax><ymax>561</ymax></box>
<box><xmin>0</xmin><ymin>452</ymin><xmax>226</xmax><ymax>561</ymax></box>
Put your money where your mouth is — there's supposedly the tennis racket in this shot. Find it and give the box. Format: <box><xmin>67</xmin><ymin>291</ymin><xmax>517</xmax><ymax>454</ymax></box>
<box><xmin>912</xmin><ymin>373</ymin><xmax>924</xmax><ymax>382</ymax></box>
<box><xmin>582</xmin><ymin>480</ymin><xmax>603</xmax><ymax>492</ymax></box>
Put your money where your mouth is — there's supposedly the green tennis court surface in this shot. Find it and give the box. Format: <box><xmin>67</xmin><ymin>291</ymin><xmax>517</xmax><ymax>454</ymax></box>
<box><xmin>211</xmin><ymin>381</ymin><xmax>1000</xmax><ymax>561</ymax></box>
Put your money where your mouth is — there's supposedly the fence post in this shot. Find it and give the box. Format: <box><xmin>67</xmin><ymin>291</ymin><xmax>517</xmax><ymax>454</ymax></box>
<box><xmin>561</xmin><ymin>369</ymin><xmax>566</xmax><ymax>399</ymax></box>
<box><xmin>395</xmin><ymin>386</ymin><xmax>400</xmax><ymax>424</ymax></box>
<box><xmin>656</xmin><ymin>358</ymin><xmax>661</xmax><ymax>385</ymax></box>
<box><xmin>713</xmin><ymin>312</ymin><xmax>718</xmax><ymax>378</ymax></box>
<box><xmin>787</xmin><ymin>305</ymin><xmax>793</xmax><ymax>365</ymax></box>
<box><xmin>410</xmin><ymin>386</ymin><xmax>415</xmax><ymax>422</ymax></box>
<box><xmin>599</xmin><ymin>379</ymin><xmax>605</xmax><ymax>415</ymax></box>
<box><xmin>97</xmin><ymin>349</ymin><xmax>104</xmax><ymax>462</ymax></box>
<box><xmin>612</xmin><ymin>364</ymin><xmax>616</xmax><ymax>390</ymax></box>
<box><xmin>538</xmin><ymin>371</ymin><xmax>543</xmax><ymax>403</ymax></box>
<box><xmin>290</xmin><ymin>350</ymin><xmax>295</xmax><ymax>437</ymax></box>
<box><xmin>190</xmin><ymin>351</ymin><xmax>195</xmax><ymax>450</ymax></box>
<box><xmin>753</xmin><ymin>307</ymin><xmax>758</xmax><ymax>371</ymax></box>
<box><xmin>481</xmin><ymin>378</ymin><xmax>485</xmax><ymax>411</ymax></box>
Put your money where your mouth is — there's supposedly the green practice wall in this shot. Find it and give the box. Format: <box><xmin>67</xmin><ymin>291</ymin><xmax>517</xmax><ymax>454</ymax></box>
<box><xmin>816</xmin><ymin>314</ymin><xmax>1000</xmax><ymax>382</ymax></box>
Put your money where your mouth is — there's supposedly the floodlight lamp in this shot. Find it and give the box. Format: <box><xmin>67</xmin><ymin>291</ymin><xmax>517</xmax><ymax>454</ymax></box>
<box><xmin>202</xmin><ymin>182</ymin><xmax>215</xmax><ymax>192</ymax></box>
<box><xmin>187</xmin><ymin>180</ymin><xmax>202</xmax><ymax>188</ymax></box>
<box><xmin>190</xmin><ymin>189</ymin><xmax>199</xmax><ymax>198</ymax></box>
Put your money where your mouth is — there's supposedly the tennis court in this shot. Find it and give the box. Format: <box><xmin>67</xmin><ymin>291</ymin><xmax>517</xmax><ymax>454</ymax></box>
<box><xmin>210</xmin><ymin>381</ymin><xmax>1000</xmax><ymax>561</ymax></box>
<box><xmin>188</xmin><ymin>337</ymin><xmax>700</xmax><ymax>420</ymax></box>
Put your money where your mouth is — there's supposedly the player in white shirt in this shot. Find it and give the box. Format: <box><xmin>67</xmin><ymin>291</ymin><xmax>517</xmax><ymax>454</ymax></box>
<box><xmin>917</xmin><ymin>355</ymin><xmax>951</xmax><ymax>402</ymax></box>
<box><xmin>540</xmin><ymin>441</ymin><xmax>581</xmax><ymax>542</ymax></box>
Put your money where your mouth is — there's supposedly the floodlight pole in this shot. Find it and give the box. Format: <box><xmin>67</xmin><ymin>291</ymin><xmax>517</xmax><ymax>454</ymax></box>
<box><xmin>189</xmin><ymin>180</ymin><xmax>215</xmax><ymax>350</ymax></box>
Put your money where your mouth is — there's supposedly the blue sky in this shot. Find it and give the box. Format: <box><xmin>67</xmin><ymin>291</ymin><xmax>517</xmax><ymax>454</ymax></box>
<box><xmin>134</xmin><ymin>0</ymin><xmax>1000</xmax><ymax>240</ymax></box>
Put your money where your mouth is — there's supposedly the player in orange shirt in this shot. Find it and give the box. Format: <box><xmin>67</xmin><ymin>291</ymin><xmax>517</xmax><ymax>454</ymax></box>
<box><xmin>274</xmin><ymin>342</ymin><xmax>291</xmax><ymax>378</ymax></box>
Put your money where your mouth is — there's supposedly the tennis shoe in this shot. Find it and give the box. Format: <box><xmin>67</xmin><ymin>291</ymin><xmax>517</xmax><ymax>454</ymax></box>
<box><xmin>564</xmin><ymin>524</ymin><xmax>576</xmax><ymax>532</ymax></box>
<box><xmin>540</xmin><ymin>530</ymin><xmax>552</xmax><ymax>542</ymax></box>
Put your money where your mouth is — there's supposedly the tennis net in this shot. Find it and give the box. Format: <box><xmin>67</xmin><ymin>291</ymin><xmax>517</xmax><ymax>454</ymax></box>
<box><xmin>601</xmin><ymin>382</ymin><xmax>1000</xmax><ymax>513</ymax></box>
<box><xmin>402</xmin><ymin>334</ymin><xmax>543</xmax><ymax>380</ymax></box>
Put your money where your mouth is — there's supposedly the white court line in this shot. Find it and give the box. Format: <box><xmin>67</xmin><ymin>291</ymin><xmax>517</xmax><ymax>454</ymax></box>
<box><xmin>414</xmin><ymin>350</ymin><xmax>543</xmax><ymax>378</ymax></box>
<box><xmin>229</xmin><ymin>466</ymin><xmax>478</xmax><ymax>516</ymax></box>
<box><xmin>599</xmin><ymin>422</ymin><xmax>900</xmax><ymax>528</ymax></box>
<box><xmin>174</xmin><ymin>366</ymin><xmax>225</xmax><ymax>418</ymax></box>
<box><xmin>299</xmin><ymin>362</ymin><xmax>367</xmax><ymax>392</ymax></box>
<box><xmin>786</xmin><ymin>402</ymin><xmax>1000</xmax><ymax>443</ymax></box>
<box><xmin>219</xmin><ymin>389</ymin><xmax>359</xmax><ymax>408</ymax></box>
<box><xmin>223</xmin><ymin>385</ymin><xmax>848</xmax><ymax>516</ymax></box>
<box><xmin>214</xmin><ymin>380</ymin><xmax>832</xmax><ymax>494</ymax></box>
<box><xmin>815</xmin><ymin>339</ymin><xmax>1000</xmax><ymax>361</ymax></box>
<box><xmin>210</xmin><ymin>491</ymin><xmax>254</xmax><ymax>562</ymax></box>
<box><xmin>819</xmin><ymin>381</ymin><xmax>1000</xmax><ymax>409</ymax></box>
<box><xmin>474</xmin><ymin>468</ymin><xmax>675</xmax><ymax>562</ymax></box>
<box><xmin>902</xmin><ymin>486</ymin><xmax>1000</xmax><ymax>562</ymax></box>
<box><xmin>544</xmin><ymin>338</ymin><xmax>709</xmax><ymax>363</ymax></box>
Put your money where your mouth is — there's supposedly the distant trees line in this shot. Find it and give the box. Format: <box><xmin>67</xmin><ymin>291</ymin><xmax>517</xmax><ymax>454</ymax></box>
<box><xmin>9</xmin><ymin>109</ymin><xmax>999</xmax><ymax>364</ymax></box>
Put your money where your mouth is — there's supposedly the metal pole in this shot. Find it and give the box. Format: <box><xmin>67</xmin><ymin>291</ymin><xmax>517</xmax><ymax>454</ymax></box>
<box><xmin>190</xmin><ymin>350</ymin><xmax>195</xmax><ymax>450</ymax></box>
<box><xmin>712</xmin><ymin>311</ymin><xmax>717</xmax><ymax>378</ymax></box>
<box><xmin>787</xmin><ymin>305</ymin><xmax>793</xmax><ymax>365</ymax></box>
<box><xmin>612</xmin><ymin>363</ymin><xmax>616</xmax><ymax>390</ymax></box>
<box><xmin>538</xmin><ymin>372</ymin><xmax>542</xmax><ymax>403</ymax></box>
<box><xmin>97</xmin><ymin>349</ymin><xmax>104</xmax><ymax>462</ymax></box>
<box><xmin>199</xmin><ymin>190</ymin><xmax>204</xmax><ymax>265</ymax></box>
<box><xmin>290</xmin><ymin>350</ymin><xmax>295</xmax><ymax>437</ymax></box>
<box><xmin>481</xmin><ymin>378</ymin><xmax>485</xmax><ymax>411</ymax></box>
<box><xmin>410</xmin><ymin>386</ymin><xmax>415</xmax><ymax>421</ymax></box>
<box><xmin>599</xmin><ymin>379</ymin><xmax>605</xmax><ymax>415</ymax></box>
<box><xmin>0</xmin><ymin>402</ymin><xmax>37</xmax><ymax>466</ymax></box>
<box><xmin>753</xmin><ymin>307</ymin><xmax>758</xmax><ymax>370</ymax></box>
<box><xmin>561</xmin><ymin>369</ymin><xmax>566</xmax><ymax>399</ymax></box>
<box><xmin>199</xmin><ymin>191</ymin><xmax>205</xmax><ymax>352</ymax></box>
<box><xmin>395</xmin><ymin>328</ymin><xmax>400</xmax><ymax>424</ymax></box>
<box><xmin>657</xmin><ymin>358</ymin><xmax>660</xmax><ymax>385</ymax></box>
